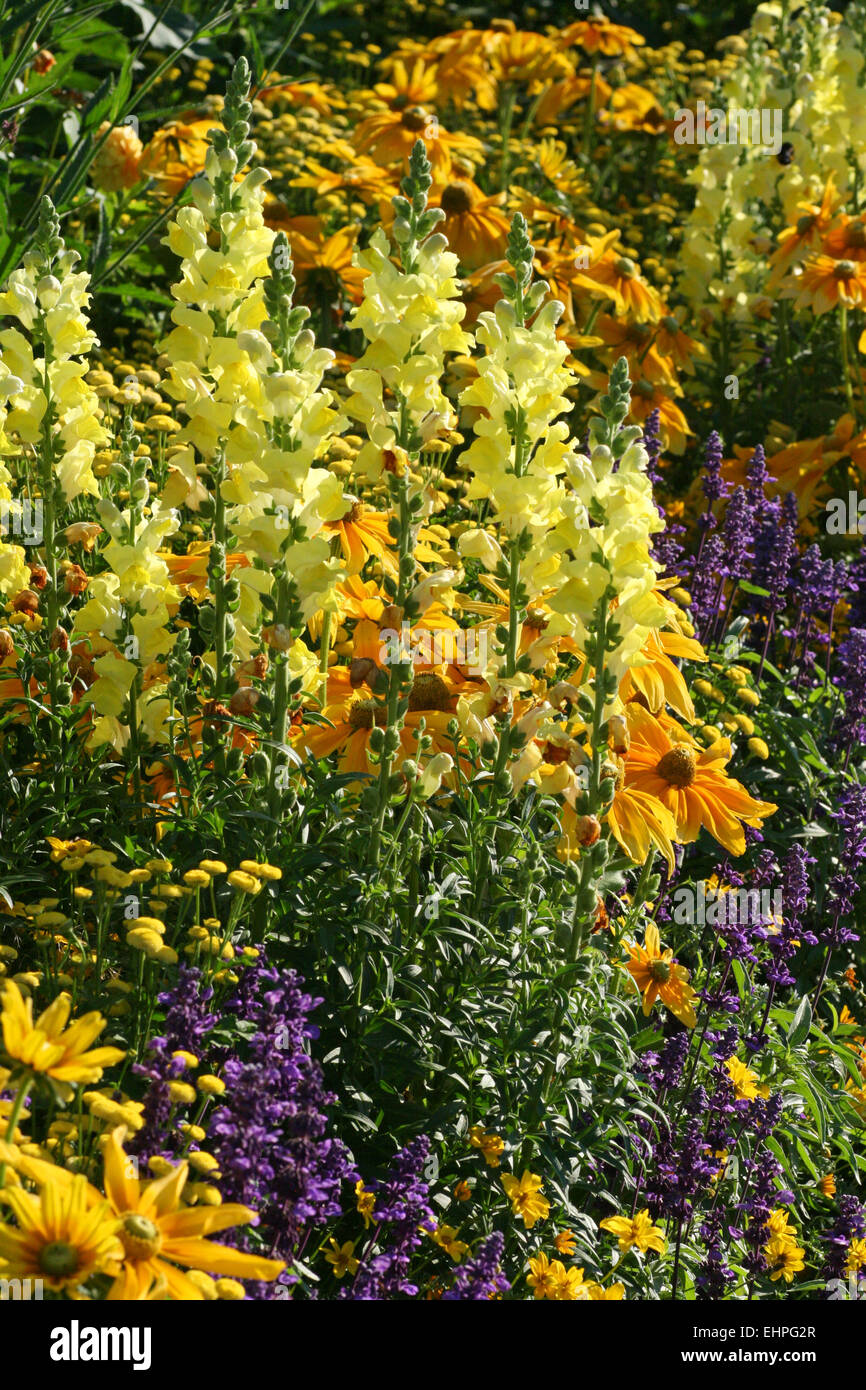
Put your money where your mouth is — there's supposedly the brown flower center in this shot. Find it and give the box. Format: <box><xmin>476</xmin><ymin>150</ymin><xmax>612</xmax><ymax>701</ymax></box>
<box><xmin>834</xmin><ymin>259</ymin><xmax>857</xmax><ymax>279</ymax></box>
<box><xmin>656</xmin><ymin>745</ymin><xmax>697</xmax><ymax>787</ymax></box>
<box><xmin>847</xmin><ymin>223</ymin><xmax>866</xmax><ymax>249</ymax></box>
<box><xmin>39</xmin><ymin>1241</ymin><xmax>80</xmax><ymax>1277</ymax></box>
<box><xmin>347</xmin><ymin>699</ymin><xmax>386</xmax><ymax>730</ymax></box>
<box><xmin>401</xmin><ymin>106</ymin><xmax>430</xmax><ymax>132</ymax></box>
<box><xmin>407</xmin><ymin>672</ymin><xmax>452</xmax><ymax>712</ymax></box>
<box><xmin>650</xmin><ymin>959</ymin><xmax>672</xmax><ymax>983</ymax></box>
<box><xmin>441</xmin><ymin>181</ymin><xmax>475</xmax><ymax>215</ymax></box>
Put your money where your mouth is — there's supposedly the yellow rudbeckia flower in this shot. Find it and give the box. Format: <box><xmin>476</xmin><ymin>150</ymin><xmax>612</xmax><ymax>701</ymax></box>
<box><xmin>0</xmin><ymin>981</ymin><xmax>125</xmax><ymax>1100</ymax></box>
<box><xmin>0</xmin><ymin>1175</ymin><xmax>123</xmax><ymax>1293</ymax></box>
<box><xmin>98</xmin><ymin>1127</ymin><xmax>285</xmax><ymax>1300</ymax></box>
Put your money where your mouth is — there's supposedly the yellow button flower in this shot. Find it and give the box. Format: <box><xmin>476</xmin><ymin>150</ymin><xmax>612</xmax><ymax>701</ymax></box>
<box><xmin>197</xmin><ymin>1074</ymin><xmax>226</xmax><ymax>1096</ymax></box>
<box><xmin>227</xmin><ymin>871</ymin><xmax>261</xmax><ymax>894</ymax></box>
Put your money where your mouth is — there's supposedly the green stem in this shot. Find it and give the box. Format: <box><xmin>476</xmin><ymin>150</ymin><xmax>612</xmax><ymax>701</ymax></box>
<box><xmin>127</xmin><ymin>674</ymin><xmax>145</xmax><ymax>819</ymax></box>
<box><xmin>319</xmin><ymin>608</ymin><xmax>332</xmax><ymax>680</ymax></box>
<box><xmin>539</xmin><ymin>592</ymin><xmax>612</xmax><ymax>1102</ymax></box>
<box><xmin>840</xmin><ymin>304</ymin><xmax>856</xmax><ymax>415</ymax></box>
<box><xmin>499</xmin><ymin>85</ymin><xmax>517</xmax><ymax>190</ymax></box>
<box><xmin>518</xmin><ymin>85</ymin><xmax>547</xmax><ymax>142</ymax></box>
<box><xmin>583</xmin><ymin>61</ymin><xmax>599</xmax><ymax>162</ymax></box>
<box><xmin>620</xmin><ymin>851</ymin><xmax>656</xmax><ymax>940</ymax></box>
<box><xmin>0</xmin><ymin>1078</ymin><xmax>32</xmax><ymax>1189</ymax></box>
<box><xmin>213</xmin><ymin>460</ymin><xmax>228</xmax><ymax>703</ymax></box>
<box><xmin>368</xmin><ymin>468</ymin><xmax>414</xmax><ymax>869</ymax></box>
<box><xmin>268</xmin><ymin>569</ymin><xmax>292</xmax><ymax>824</ymax></box>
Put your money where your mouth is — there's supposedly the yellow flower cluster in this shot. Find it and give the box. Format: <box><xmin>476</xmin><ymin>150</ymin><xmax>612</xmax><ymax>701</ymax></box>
<box><xmin>72</xmin><ymin>501</ymin><xmax>179</xmax><ymax>749</ymax></box>
<box><xmin>763</xmin><ymin>1208</ymin><xmax>806</xmax><ymax>1284</ymax></box>
<box><xmin>527</xmin><ymin>1250</ymin><xmax>624</xmax><ymax>1300</ymax></box>
<box><xmin>0</xmin><ymin>1122</ymin><xmax>284</xmax><ymax>1299</ymax></box>
<box><xmin>551</xmin><ymin>420</ymin><xmax>668</xmax><ymax>687</ymax></box>
<box><xmin>678</xmin><ymin>4</ymin><xmax>866</xmax><ymax>332</ymax></box>
<box><xmin>161</xmin><ymin>71</ymin><xmax>348</xmax><ymax>656</ymax></box>
<box><xmin>460</xmin><ymin>295</ymin><xmax>573</xmax><ymax>544</ymax></box>
<box><xmin>346</xmin><ymin>223</ymin><xmax>470</xmax><ymax>480</ymax></box>
<box><xmin>0</xmin><ymin>236</ymin><xmax>106</xmax><ymax>501</ymax></box>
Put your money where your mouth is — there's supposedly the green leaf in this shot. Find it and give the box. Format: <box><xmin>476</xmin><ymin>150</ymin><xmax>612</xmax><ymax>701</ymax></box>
<box><xmin>794</xmin><ymin>1137</ymin><xmax>819</xmax><ymax>1181</ymax></box>
<box><xmin>787</xmin><ymin>995</ymin><xmax>812</xmax><ymax>1048</ymax></box>
<box><xmin>765</xmin><ymin>1137</ymin><xmax>794</xmax><ymax>1184</ymax></box>
<box><xmin>96</xmin><ymin>282</ymin><xmax>173</xmax><ymax>306</ymax></box>
<box><xmin>791</xmin><ymin>1074</ymin><xmax>826</xmax><ymax>1143</ymax></box>
<box><xmin>731</xmin><ymin>958</ymin><xmax>747</xmax><ymax>1006</ymax></box>
<box><xmin>89</xmin><ymin>197</ymin><xmax>110</xmax><ymax>277</ymax></box>
<box><xmin>80</xmin><ymin>75</ymin><xmax>115</xmax><ymax>132</ymax></box>
<box><xmin>0</xmin><ymin>0</ymin><xmax>50</xmax><ymax>41</ymax></box>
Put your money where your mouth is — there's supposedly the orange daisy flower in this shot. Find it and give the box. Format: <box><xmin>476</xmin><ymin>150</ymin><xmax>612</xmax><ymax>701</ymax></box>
<box><xmin>353</xmin><ymin>105</ymin><xmax>484</xmax><ymax>178</ymax></box>
<box><xmin>464</xmin><ymin>242</ymin><xmax>589</xmax><ymax>326</ymax></box>
<box><xmin>489</xmin><ymin>30</ymin><xmax>571</xmax><ymax>87</ymax></box>
<box><xmin>427</xmin><ymin>44</ymin><xmax>498</xmax><ymax>113</ymax></box>
<box><xmin>789</xmin><ymin>255</ymin><xmax>866</xmax><ymax>314</ymax></box>
<box><xmin>532</xmin><ymin>73</ymin><xmax>612</xmax><ymax>126</ymax></box>
<box><xmin>256</xmin><ymin>77</ymin><xmax>342</xmax><ymax>115</ymax></box>
<box><xmin>626</xmin><ymin>378</ymin><xmax>692</xmax><ymax>455</ymax></box>
<box><xmin>323</xmin><ymin>501</ymin><xmax>398</xmax><ymax>576</ymax></box>
<box><xmin>620</xmin><ymin>624</ymin><xmax>708</xmax><ymax>723</ymax></box>
<box><xmin>290</xmin><ymin>158</ymin><xmax>398</xmax><ymax>203</ymax></box>
<box><xmin>594</xmin><ymin>315</ymin><xmax>678</xmax><ymax>388</ymax></box>
<box><xmin>558</xmin><ymin>784</ymin><xmax>678</xmax><ymax>874</ymax></box>
<box><xmin>653</xmin><ymin>310</ymin><xmax>708</xmax><ymax>375</ymax></box>
<box><xmin>599</xmin><ymin>83</ymin><xmax>666</xmax><ymax>135</ymax></box>
<box><xmin>373</xmin><ymin>55</ymin><xmax>439</xmax><ymax>110</ymax></box>
<box><xmin>557</xmin><ymin>19</ymin><xmax>645</xmax><ymax>60</ymax></box>
<box><xmin>101</xmin><ymin>1127</ymin><xmax>284</xmax><ymax>1298</ymax></box>
<box><xmin>139</xmin><ymin>114</ymin><xmax>219</xmax><ymax>197</ymax></box>
<box><xmin>434</xmin><ymin>180</ymin><xmax>510</xmax><ymax>271</ymax></box>
<box><xmin>822</xmin><ymin>212</ymin><xmax>866</xmax><ymax>262</ymax></box>
<box><xmin>720</xmin><ymin>415</ymin><xmax>856</xmax><ymax>514</ymax></box>
<box><xmin>622</xmin><ymin>706</ymin><xmax>776</xmax><ymax>856</ymax></box>
<box><xmin>285</xmin><ymin>222</ymin><xmax>368</xmax><ymax>308</ymax></box>
<box><xmin>766</xmin><ymin>173</ymin><xmax>840</xmax><ymax>286</ymax></box>
<box><xmin>298</xmin><ymin>667</ymin><xmax>458</xmax><ymax>780</ymax></box>
<box><xmin>573</xmin><ymin>231</ymin><xmax>664</xmax><ymax>321</ymax></box>
<box><xmin>162</xmin><ymin>544</ymin><xmax>249</xmax><ymax>602</ymax></box>
<box><xmin>621</xmin><ymin>923</ymin><xmax>698</xmax><ymax>1028</ymax></box>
